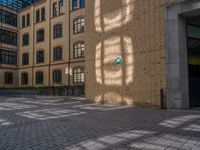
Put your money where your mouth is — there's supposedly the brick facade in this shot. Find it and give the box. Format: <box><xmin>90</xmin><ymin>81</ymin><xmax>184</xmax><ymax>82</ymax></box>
<box><xmin>85</xmin><ymin>0</ymin><xmax>176</xmax><ymax>107</ymax></box>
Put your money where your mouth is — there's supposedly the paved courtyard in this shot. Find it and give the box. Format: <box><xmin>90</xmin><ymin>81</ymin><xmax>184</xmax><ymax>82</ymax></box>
<box><xmin>0</xmin><ymin>96</ymin><xmax>199</xmax><ymax>150</ymax></box>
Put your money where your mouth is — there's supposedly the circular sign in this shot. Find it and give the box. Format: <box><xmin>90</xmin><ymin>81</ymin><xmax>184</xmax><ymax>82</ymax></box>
<box><xmin>115</xmin><ymin>56</ymin><xmax>123</xmax><ymax>64</ymax></box>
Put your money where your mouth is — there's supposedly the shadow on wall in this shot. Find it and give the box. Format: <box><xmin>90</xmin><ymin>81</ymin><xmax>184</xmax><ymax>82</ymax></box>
<box><xmin>85</xmin><ymin>0</ymin><xmax>166</xmax><ymax>106</ymax></box>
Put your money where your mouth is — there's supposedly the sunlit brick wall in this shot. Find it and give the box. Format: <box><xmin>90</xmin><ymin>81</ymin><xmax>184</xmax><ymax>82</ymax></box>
<box><xmin>85</xmin><ymin>0</ymin><xmax>176</xmax><ymax>106</ymax></box>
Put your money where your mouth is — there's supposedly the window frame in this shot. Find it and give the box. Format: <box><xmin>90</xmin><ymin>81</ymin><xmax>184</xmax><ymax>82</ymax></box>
<box><xmin>53</xmin><ymin>24</ymin><xmax>63</xmax><ymax>39</ymax></box>
<box><xmin>52</xmin><ymin>3</ymin><xmax>57</xmax><ymax>17</ymax></box>
<box><xmin>4</xmin><ymin>72</ymin><xmax>13</xmax><ymax>84</ymax></box>
<box><xmin>36</xmin><ymin>71</ymin><xmax>44</xmax><ymax>85</ymax></box>
<box><xmin>73</xmin><ymin>67</ymin><xmax>85</xmax><ymax>84</ymax></box>
<box><xmin>53</xmin><ymin>47</ymin><xmax>63</xmax><ymax>61</ymax></box>
<box><xmin>0</xmin><ymin>49</ymin><xmax>17</xmax><ymax>65</ymax></box>
<box><xmin>36</xmin><ymin>50</ymin><xmax>45</xmax><ymax>64</ymax></box>
<box><xmin>21</xmin><ymin>72</ymin><xmax>28</xmax><ymax>85</ymax></box>
<box><xmin>22</xmin><ymin>53</ymin><xmax>29</xmax><ymax>66</ymax></box>
<box><xmin>37</xmin><ymin>29</ymin><xmax>45</xmax><ymax>43</ymax></box>
<box><xmin>22</xmin><ymin>33</ymin><xmax>29</xmax><ymax>46</ymax></box>
<box><xmin>41</xmin><ymin>7</ymin><xmax>45</xmax><ymax>21</ymax></box>
<box><xmin>73</xmin><ymin>17</ymin><xmax>85</xmax><ymax>34</ymax></box>
<box><xmin>53</xmin><ymin>70</ymin><xmax>62</xmax><ymax>84</ymax></box>
<box><xmin>73</xmin><ymin>42</ymin><xmax>85</xmax><ymax>59</ymax></box>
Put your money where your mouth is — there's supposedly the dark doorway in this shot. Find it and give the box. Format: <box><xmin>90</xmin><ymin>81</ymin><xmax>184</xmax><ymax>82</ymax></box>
<box><xmin>187</xmin><ymin>16</ymin><xmax>200</xmax><ymax>107</ymax></box>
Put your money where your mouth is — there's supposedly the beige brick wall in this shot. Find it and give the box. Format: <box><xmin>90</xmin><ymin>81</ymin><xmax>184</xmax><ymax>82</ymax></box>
<box><xmin>85</xmin><ymin>0</ymin><xmax>176</xmax><ymax>107</ymax></box>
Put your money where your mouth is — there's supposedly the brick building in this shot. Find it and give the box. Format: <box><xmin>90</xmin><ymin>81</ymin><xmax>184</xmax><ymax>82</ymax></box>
<box><xmin>1</xmin><ymin>0</ymin><xmax>200</xmax><ymax>109</ymax></box>
<box><xmin>19</xmin><ymin>0</ymin><xmax>85</xmax><ymax>87</ymax></box>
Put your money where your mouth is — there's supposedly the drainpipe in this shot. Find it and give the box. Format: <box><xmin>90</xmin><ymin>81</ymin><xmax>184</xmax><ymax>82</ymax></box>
<box><xmin>68</xmin><ymin>0</ymin><xmax>71</xmax><ymax>86</ymax></box>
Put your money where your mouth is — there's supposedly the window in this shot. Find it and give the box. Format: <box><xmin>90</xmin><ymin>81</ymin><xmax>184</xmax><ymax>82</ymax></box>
<box><xmin>59</xmin><ymin>0</ymin><xmax>64</xmax><ymax>14</ymax></box>
<box><xmin>37</xmin><ymin>29</ymin><xmax>45</xmax><ymax>42</ymax></box>
<box><xmin>0</xmin><ymin>50</ymin><xmax>17</xmax><ymax>65</ymax></box>
<box><xmin>41</xmin><ymin>8</ymin><xmax>45</xmax><ymax>21</ymax></box>
<box><xmin>21</xmin><ymin>73</ymin><xmax>28</xmax><ymax>85</ymax></box>
<box><xmin>53</xmin><ymin>24</ymin><xmax>63</xmax><ymax>38</ymax></box>
<box><xmin>22</xmin><ymin>13</ymin><xmax>30</xmax><ymax>27</ymax></box>
<box><xmin>36</xmin><ymin>71</ymin><xmax>43</xmax><ymax>85</ymax></box>
<box><xmin>36</xmin><ymin>8</ymin><xmax>45</xmax><ymax>22</ymax></box>
<box><xmin>0</xmin><ymin>29</ymin><xmax>17</xmax><ymax>46</ymax></box>
<box><xmin>73</xmin><ymin>67</ymin><xmax>84</xmax><ymax>83</ymax></box>
<box><xmin>53</xmin><ymin>47</ymin><xmax>62</xmax><ymax>61</ymax></box>
<box><xmin>27</xmin><ymin>14</ymin><xmax>30</xmax><ymax>26</ymax></box>
<box><xmin>53</xmin><ymin>70</ymin><xmax>62</xmax><ymax>84</ymax></box>
<box><xmin>36</xmin><ymin>9</ymin><xmax>40</xmax><ymax>22</ymax></box>
<box><xmin>73</xmin><ymin>18</ymin><xmax>84</xmax><ymax>34</ymax></box>
<box><xmin>0</xmin><ymin>10</ymin><xmax>17</xmax><ymax>27</ymax></box>
<box><xmin>80</xmin><ymin>0</ymin><xmax>85</xmax><ymax>8</ymax></box>
<box><xmin>22</xmin><ymin>53</ymin><xmax>29</xmax><ymax>65</ymax></box>
<box><xmin>72</xmin><ymin>0</ymin><xmax>78</xmax><ymax>10</ymax></box>
<box><xmin>37</xmin><ymin>51</ymin><xmax>44</xmax><ymax>63</ymax></box>
<box><xmin>22</xmin><ymin>34</ymin><xmax>29</xmax><ymax>46</ymax></box>
<box><xmin>73</xmin><ymin>42</ymin><xmax>85</xmax><ymax>58</ymax></box>
<box><xmin>4</xmin><ymin>72</ymin><xmax>13</xmax><ymax>84</ymax></box>
<box><xmin>53</xmin><ymin>3</ymin><xmax>57</xmax><ymax>17</ymax></box>
<box><xmin>22</xmin><ymin>15</ymin><xmax>26</xmax><ymax>28</ymax></box>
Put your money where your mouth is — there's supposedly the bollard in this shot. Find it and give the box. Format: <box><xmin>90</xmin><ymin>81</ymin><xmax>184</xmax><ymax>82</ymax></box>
<box><xmin>160</xmin><ymin>88</ymin><xmax>165</xmax><ymax>109</ymax></box>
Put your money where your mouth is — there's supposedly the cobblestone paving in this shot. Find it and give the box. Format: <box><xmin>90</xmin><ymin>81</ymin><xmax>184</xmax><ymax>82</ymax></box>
<box><xmin>0</xmin><ymin>96</ymin><xmax>200</xmax><ymax>150</ymax></box>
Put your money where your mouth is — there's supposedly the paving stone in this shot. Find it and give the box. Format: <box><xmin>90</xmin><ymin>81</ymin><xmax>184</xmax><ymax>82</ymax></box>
<box><xmin>0</xmin><ymin>96</ymin><xmax>199</xmax><ymax>150</ymax></box>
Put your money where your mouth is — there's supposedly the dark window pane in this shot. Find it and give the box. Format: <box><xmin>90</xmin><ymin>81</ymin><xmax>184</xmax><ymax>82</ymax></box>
<box><xmin>22</xmin><ymin>34</ymin><xmax>29</xmax><ymax>46</ymax></box>
<box><xmin>36</xmin><ymin>9</ymin><xmax>40</xmax><ymax>22</ymax></box>
<box><xmin>0</xmin><ymin>29</ymin><xmax>17</xmax><ymax>46</ymax></box>
<box><xmin>53</xmin><ymin>70</ymin><xmax>62</xmax><ymax>84</ymax></box>
<box><xmin>72</xmin><ymin>0</ymin><xmax>78</xmax><ymax>10</ymax></box>
<box><xmin>4</xmin><ymin>72</ymin><xmax>13</xmax><ymax>84</ymax></box>
<box><xmin>53</xmin><ymin>24</ymin><xmax>63</xmax><ymax>38</ymax></box>
<box><xmin>22</xmin><ymin>53</ymin><xmax>29</xmax><ymax>65</ymax></box>
<box><xmin>0</xmin><ymin>49</ymin><xmax>17</xmax><ymax>65</ymax></box>
<box><xmin>36</xmin><ymin>72</ymin><xmax>43</xmax><ymax>84</ymax></box>
<box><xmin>53</xmin><ymin>3</ymin><xmax>57</xmax><ymax>17</ymax></box>
<box><xmin>80</xmin><ymin>0</ymin><xmax>85</xmax><ymax>8</ymax></box>
<box><xmin>21</xmin><ymin>73</ymin><xmax>28</xmax><ymax>85</ymax></box>
<box><xmin>41</xmin><ymin>8</ymin><xmax>45</xmax><ymax>21</ymax></box>
<box><xmin>53</xmin><ymin>47</ymin><xmax>62</xmax><ymax>61</ymax></box>
<box><xmin>27</xmin><ymin>14</ymin><xmax>30</xmax><ymax>26</ymax></box>
<box><xmin>37</xmin><ymin>29</ymin><xmax>45</xmax><ymax>42</ymax></box>
<box><xmin>37</xmin><ymin>51</ymin><xmax>44</xmax><ymax>63</ymax></box>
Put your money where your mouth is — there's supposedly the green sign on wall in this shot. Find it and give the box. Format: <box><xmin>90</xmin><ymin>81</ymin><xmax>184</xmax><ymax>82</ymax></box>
<box><xmin>115</xmin><ymin>56</ymin><xmax>123</xmax><ymax>64</ymax></box>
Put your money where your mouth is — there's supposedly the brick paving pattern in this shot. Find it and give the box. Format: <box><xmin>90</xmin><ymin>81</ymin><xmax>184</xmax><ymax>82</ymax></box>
<box><xmin>0</xmin><ymin>96</ymin><xmax>199</xmax><ymax>150</ymax></box>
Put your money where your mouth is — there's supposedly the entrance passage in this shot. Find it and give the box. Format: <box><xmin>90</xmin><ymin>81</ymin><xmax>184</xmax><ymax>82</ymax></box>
<box><xmin>187</xmin><ymin>17</ymin><xmax>200</xmax><ymax>107</ymax></box>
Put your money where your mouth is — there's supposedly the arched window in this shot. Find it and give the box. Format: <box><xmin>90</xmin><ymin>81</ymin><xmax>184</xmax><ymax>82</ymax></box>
<box><xmin>53</xmin><ymin>47</ymin><xmax>62</xmax><ymax>61</ymax></box>
<box><xmin>22</xmin><ymin>53</ymin><xmax>29</xmax><ymax>65</ymax></box>
<box><xmin>37</xmin><ymin>29</ymin><xmax>45</xmax><ymax>42</ymax></box>
<box><xmin>73</xmin><ymin>67</ymin><xmax>84</xmax><ymax>83</ymax></box>
<box><xmin>73</xmin><ymin>42</ymin><xmax>85</xmax><ymax>58</ymax></box>
<box><xmin>73</xmin><ymin>18</ymin><xmax>84</xmax><ymax>34</ymax></box>
<box><xmin>53</xmin><ymin>24</ymin><xmax>63</xmax><ymax>38</ymax></box>
<box><xmin>53</xmin><ymin>70</ymin><xmax>62</xmax><ymax>84</ymax></box>
<box><xmin>21</xmin><ymin>73</ymin><xmax>28</xmax><ymax>85</ymax></box>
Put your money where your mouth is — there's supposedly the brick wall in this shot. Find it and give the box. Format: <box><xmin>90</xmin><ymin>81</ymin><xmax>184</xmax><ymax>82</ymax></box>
<box><xmin>85</xmin><ymin>0</ymin><xmax>176</xmax><ymax>107</ymax></box>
